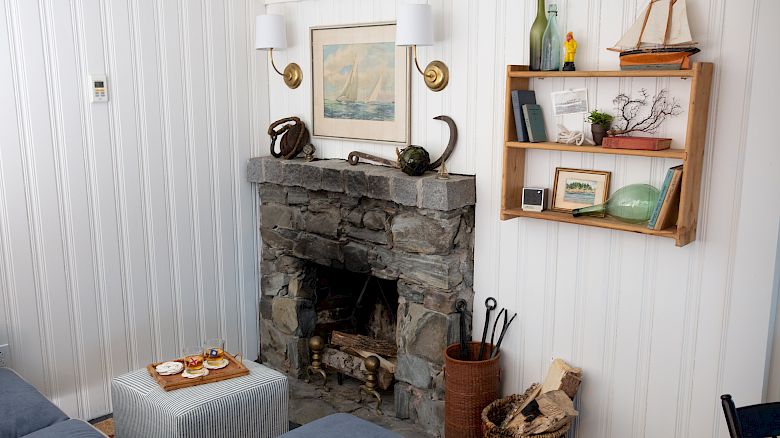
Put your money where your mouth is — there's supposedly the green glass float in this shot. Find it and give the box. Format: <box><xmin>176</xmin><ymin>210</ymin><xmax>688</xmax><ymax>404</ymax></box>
<box><xmin>573</xmin><ymin>183</ymin><xmax>660</xmax><ymax>224</ymax></box>
<box><xmin>397</xmin><ymin>146</ymin><xmax>431</xmax><ymax>176</ymax></box>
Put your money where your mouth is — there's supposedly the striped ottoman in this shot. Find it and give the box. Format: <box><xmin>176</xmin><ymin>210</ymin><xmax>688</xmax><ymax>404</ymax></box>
<box><xmin>111</xmin><ymin>360</ymin><xmax>288</xmax><ymax>438</ymax></box>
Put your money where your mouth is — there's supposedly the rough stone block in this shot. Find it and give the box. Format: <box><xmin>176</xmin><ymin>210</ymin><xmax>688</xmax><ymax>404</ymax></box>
<box><xmin>296</xmin><ymin>162</ymin><xmax>323</xmax><ymax>191</ymax></box>
<box><xmin>261</xmin><ymin>272</ymin><xmax>289</xmax><ymax>296</ymax></box>
<box><xmin>346</xmin><ymin>209</ymin><xmax>363</xmax><ymax>227</ymax></box>
<box><xmin>396</xmin><ymin>354</ymin><xmax>435</xmax><ymax>388</ymax></box>
<box><xmin>346</xmin><ymin>225</ymin><xmax>388</xmax><ymax>245</ymax></box>
<box><xmin>394</xmin><ymin>252</ymin><xmax>462</xmax><ymax>290</ymax></box>
<box><xmin>263</xmin><ymin>158</ymin><xmax>284</xmax><ymax>184</ymax></box>
<box><xmin>287</xmin><ymin>275</ymin><xmax>315</xmax><ymax>299</ymax></box>
<box><xmin>391</xmin><ymin>212</ymin><xmax>459</xmax><ymax>255</ymax></box>
<box><xmin>422</xmin><ymin>287</ymin><xmax>460</xmax><ymax>314</ymax></box>
<box><xmin>272</xmin><ymin>296</ymin><xmax>315</xmax><ymax>336</ymax></box>
<box><xmin>343</xmin><ymin>242</ymin><xmax>370</xmax><ymax>273</ymax></box>
<box><xmin>365</xmin><ymin>166</ymin><xmax>395</xmax><ymax>201</ymax></box>
<box><xmin>303</xmin><ymin>208</ymin><xmax>340</xmax><ymax>237</ymax></box>
<box><xmin>362</xmin><ymin>210</ymin><xmax>387</xmax><ymax>231</ymax></box>
<box><xmin>399</xmin><ymin>303</ymin><xmax>448</xmax><ymax>364</ymax></box>
<box><xmin>397</xmin><ymin>280</ymin><xmax>424</xmax><ymax>303</ymax></box>
<box><xmin>394</xmin><ymin>383</ymin><xmax>413</xmax><ymax>419</ymax></box>
<box><xmin>308</xmin><ymin>191</ymin><xmax>340</xmax><ymax>212</ymax></box>
<box><xmin>309</xmin><ymin>160</ymin><xmax>349</xmax><ymax>193</ymax></box>
<box><xmin>274</xmin><ymin>255</ymin><xmax>306</xmax><ymax>274</ymax></box>
<box><xmin>260</xmin><ymin>228</ymin><xmax>295</xmax><ymax>250</ymax></box>
<box><xmin>246</xmin><ymin>157</ymin><xmax>264</xmax><ymax>182</ymax></box>
<box><xmin>287</xmin><ymin>187</ymin><xmax>309</xmax><ymax>205</ymax></box>
<box><xmin>419</xmin><ymin>175</ymin><xmax>476</xmax><ymax>211</ymax></box>
<box><xmin>293</xmin><ymin>233</ymin><xmax>343</xmax><ymax>264</ymax></box>
<box><xmin>391</xmin><ymin>175</ymin><xmax>419</xmax><ymax>207</ymax></box>
<box><xmin>259</xmin><ymin>296</ymin><xmax>273</xmax><ymax>319</ymax></box>
<box><xmin>260</xmin><ymin>204</ymin><xmax>298</xmax><ymax>230</ymax></box>
<box><xmin>259</xmin><ymin>184</ymin><xmax>287</xmax><ymax>204</ymax></box>
<box><xmin>281</xmin><ymin>161</ymin><xmax>304</xmax><ymax>187</ymax></box>
<box><xmin>415</xmin><ymin>398</ymin><xmax>445</xmax><ymax>437</ymax></box>
<box><xmin>344</xmin><ymin>168</ymin><xmax>367</xmax><ymax>196</ymax></box>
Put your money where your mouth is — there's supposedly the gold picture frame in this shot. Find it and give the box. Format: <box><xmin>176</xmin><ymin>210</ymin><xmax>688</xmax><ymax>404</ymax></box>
<box><xmin>551</xmin><ymin>168</ymin><xmax>611</xmax><ymax>213</ymax></box>
<box><xmin>310</xmin><ymin>22</ymin><xmax>411</xmax><ymax>145</ymax></box>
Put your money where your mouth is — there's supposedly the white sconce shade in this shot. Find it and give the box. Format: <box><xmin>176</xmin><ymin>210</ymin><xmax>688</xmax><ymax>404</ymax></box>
<box><xmin>396</xmin><ymin>4</ymin><xmax>434</xmax><ymax>46</ymax></box>
<box><xmin>256</xmin><ymin>14</ymin><xmax>287</xmax><ymax>50</ymax></box>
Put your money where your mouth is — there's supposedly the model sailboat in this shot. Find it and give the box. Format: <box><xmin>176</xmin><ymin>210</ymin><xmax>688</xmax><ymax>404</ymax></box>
<box><xmin>608</xmin><ymin>0</ymin><xmax>700</xmax><ymax>70</ymax></box>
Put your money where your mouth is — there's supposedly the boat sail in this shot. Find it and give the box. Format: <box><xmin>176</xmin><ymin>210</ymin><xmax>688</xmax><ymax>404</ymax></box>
<box><xmin>608</xmin><ymin>0</ymin><xmax>700</xmax><ymax>70</ymax></box>
<box><xmin>366</xmin><ymin>74</ymin><xmax>383</xmax><ymax>103</ymax></box>
<box><xmin>337</xmin><ymin>59</ymin><xmax>359</xmax><ymax>103</ymax></box>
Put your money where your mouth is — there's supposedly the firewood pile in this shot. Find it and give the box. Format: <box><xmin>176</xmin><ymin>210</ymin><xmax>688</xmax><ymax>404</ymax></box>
<box><xmin>483</xmin><ymin>358</ymin><xmax>582</xmax><ymax>437</ymax></box>
<box><xmin>319</xmin><ymin>330</ymin><xmax>398</xmax><ymax>390</ymax></box>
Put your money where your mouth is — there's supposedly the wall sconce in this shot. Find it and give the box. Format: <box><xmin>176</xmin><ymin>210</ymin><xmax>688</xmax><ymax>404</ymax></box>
<box><xmin>396</xmin><ymin>4</ymin><xmax>449</xmax><ymax>92</ymax></box>
<box><xmin>256</xmin><ymin>14</ymin><xmax>302</xmax><ymax>89</ymax></box>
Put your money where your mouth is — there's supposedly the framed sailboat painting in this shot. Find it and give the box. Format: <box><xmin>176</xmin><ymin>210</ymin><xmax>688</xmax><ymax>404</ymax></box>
<box><xmin>311</xmin><ymin>22</ymin><xmax>410</xmax><ymax>145</ymax></box>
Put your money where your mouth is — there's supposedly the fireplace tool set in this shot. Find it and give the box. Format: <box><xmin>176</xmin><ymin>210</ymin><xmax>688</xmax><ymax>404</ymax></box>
<box><xmin>455</xmin><ymin>297</ymin><xmax>517</xmax><ymax>361</ymax></box>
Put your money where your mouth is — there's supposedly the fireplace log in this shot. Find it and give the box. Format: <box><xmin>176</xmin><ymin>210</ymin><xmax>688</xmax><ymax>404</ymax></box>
<box><xmin>345</xmin><ymin>348</ymin><xmax>397</xmax><ymax>373</ymax></box>
<box><xmin>331</xmin><ymin>331</ymin><xmax>397</xmax><ymax>357</ymax></box>
<box><xmin>321</xmin><ymin>347</ymin><xmax>394</xmax><ymax>390</ymax></box>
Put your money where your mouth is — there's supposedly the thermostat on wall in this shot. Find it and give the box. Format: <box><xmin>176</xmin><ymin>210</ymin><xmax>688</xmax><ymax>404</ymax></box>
<box><xmin>90</xmin><ymin>74</ymin><xmax>108</xmax><ymax>103</ymax></box>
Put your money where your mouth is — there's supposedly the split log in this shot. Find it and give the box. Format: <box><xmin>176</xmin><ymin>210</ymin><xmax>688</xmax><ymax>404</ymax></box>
<box><xmin>515</xmin><ymin>390</ymin><xmax>578</xmax><ymax>435</ymax></box>
<box><xmin>331</xmin><ymin>331</ymin><xmax>397</xmax><ymax>357</ymax></box>
<box><xmin>320</xmin><ymin>347</ymin><xmax>394</xmax><ymax>390</ymax></box>
<box><xmin>540</xmin><ymin>358</ymin><xmax>582</xmax><ymax>399</ymax></box>
<box><xmin>345</xmin><ymin>348</ymin><xmax>397</xmax><ymax>373</ymax></box>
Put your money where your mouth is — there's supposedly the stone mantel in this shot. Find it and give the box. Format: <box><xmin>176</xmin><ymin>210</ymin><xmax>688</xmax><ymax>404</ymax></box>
<box><xmin>247</xmin><ymin>157</ymin><xmax>476</xmax><ymax>211</ymax></box>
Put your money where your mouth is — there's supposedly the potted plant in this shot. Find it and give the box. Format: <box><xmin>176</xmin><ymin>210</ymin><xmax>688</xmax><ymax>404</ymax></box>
<box><xmin>586</xmin><ymin>110</ymin><xmax>614</xmax><ymax>145</ymax></box>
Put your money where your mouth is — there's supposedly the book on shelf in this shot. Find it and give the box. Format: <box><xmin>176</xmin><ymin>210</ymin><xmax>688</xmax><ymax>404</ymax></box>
<box><xmin>648</xmin><ymin>165</ymin><xmax>683</xmax><ymax>230</ymax></box>
<box><xmin>522</xmin><ymin>104</ymin><xmax>547</xmax><ymax>143</ymax></box>
<box><xmin>511</xmin><ymin>90</ymin><xmax>536</xmax><ymax>142</ymax></box>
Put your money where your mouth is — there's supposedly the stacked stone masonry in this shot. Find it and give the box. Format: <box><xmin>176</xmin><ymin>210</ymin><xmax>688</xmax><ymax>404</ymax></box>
<box><xmin>248</xmin><ymin>157</ymin><xmax>476</xmax><ymax>437</ymax></box>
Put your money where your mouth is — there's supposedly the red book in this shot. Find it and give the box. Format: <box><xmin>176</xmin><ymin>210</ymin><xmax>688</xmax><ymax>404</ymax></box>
<box><xmin>602</xmin><ymin>136</ymin><xmax>672</xmax><ymax>151</ymax></box>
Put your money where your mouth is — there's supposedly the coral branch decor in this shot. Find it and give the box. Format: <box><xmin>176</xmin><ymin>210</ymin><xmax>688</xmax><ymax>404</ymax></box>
<box><xmin>607</xmin><ymin>88</ymin><xmax>682</xmax><ymax>137</ymax></box>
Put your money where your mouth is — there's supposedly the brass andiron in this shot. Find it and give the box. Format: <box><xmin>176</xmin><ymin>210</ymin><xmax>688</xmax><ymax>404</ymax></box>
<box><xmin>358</xmin><ymin>356</ymin><xmax>382</xmax><ymax>414</ymax></box>
<box><xmin>305</xmin><ymin>336</ymin><xmax>328</xmax><ymax>390</ymax></box>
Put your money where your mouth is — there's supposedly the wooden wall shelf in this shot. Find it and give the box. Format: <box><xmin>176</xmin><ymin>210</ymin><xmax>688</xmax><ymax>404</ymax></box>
<box><xmin>501</xmin><ymin>63</ymin><xmax>714</xmax><ymax>247</ymax></box>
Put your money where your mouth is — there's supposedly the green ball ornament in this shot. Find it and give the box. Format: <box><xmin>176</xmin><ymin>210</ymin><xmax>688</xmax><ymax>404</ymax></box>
<box><xmin>397</xmin><ymin>146</ymin><xmax>431</xmax><ymax>176</ymax></box>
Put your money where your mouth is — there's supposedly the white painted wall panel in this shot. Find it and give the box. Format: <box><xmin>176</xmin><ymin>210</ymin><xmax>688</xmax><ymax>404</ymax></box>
<box><xmin>0</xmin><ymin>0</ymin><xmax>267</xmax><ymax>420</ymax></box>
<box><xmin>264</xmin><ymin>0</ymin><xmax>779</xmax><ymax>436</ymax></box>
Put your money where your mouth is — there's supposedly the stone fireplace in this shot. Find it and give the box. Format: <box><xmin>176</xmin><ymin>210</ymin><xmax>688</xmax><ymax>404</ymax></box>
<box><xmin>247</xmin><ymin>156</ymin><xmax>476</xmax><ymax>435</ymax></box>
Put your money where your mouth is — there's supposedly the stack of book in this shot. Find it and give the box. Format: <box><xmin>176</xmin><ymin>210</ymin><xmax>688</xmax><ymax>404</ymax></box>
<box><xmin>511</xmin><ymin>90</ymin><xmax>547</xmax><ymax>143</ymax></box>
<box><xmin>647</xmin><ymin>165</ymin><xmax>683</xmax><ymax>230</ymax></box>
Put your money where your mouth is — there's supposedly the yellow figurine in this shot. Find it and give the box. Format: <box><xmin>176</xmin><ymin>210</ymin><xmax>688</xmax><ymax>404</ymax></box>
<box><xmin>563</xmin><ymin>32</ymin><xmax>577</xmax><ymax>71</ymax></box>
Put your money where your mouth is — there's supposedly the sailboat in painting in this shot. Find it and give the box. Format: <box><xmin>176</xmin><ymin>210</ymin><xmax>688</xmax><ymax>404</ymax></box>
<box><xmin>366</xmin><ymin>74</ymin><xmax>384</xmax><ymax>103</ymax></box>
<box><xmin>337</xmin><ymin>60</ymin><xmax>359</xmax><ymax>103</ymax></box>
<box><xmin>608</xmin><ymin>0</ymin><xmax>700</xmax><ymax>70</ymax></box>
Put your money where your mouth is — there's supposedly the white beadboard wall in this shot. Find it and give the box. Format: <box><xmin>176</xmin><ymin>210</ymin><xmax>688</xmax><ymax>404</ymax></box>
<box><xmin>264</xmin><ymin>0</ymin><xmax>780</xmax><ymax>437</ymax></box>
<box><xmin>0</xmin><ymin>0</ymin><xmax>269</xmax><ymax>420</ymax></box>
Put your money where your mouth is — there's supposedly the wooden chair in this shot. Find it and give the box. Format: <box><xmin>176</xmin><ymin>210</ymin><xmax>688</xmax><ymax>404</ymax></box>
<box><xmin>721</xmin><ymin>394</ymin><xmax>780</xmax><ymax>437</ymax></box>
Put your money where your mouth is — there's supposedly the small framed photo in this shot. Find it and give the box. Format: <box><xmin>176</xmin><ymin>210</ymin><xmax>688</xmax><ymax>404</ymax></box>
<box><xmin>550</xmin><ymin>88</ymin><xmax>588</xmax><ymax>116</ymax></box>
<box><xmin>551</xmin><ymin>168</ymin><xmax>611</xmax><ymax>213</ymax></box>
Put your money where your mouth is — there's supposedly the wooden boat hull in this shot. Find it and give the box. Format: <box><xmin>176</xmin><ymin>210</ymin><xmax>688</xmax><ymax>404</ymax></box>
<box><xmin>619</xmin><ymin>48</ymin><xmax>700</xmax><ymax>71</ymax></box>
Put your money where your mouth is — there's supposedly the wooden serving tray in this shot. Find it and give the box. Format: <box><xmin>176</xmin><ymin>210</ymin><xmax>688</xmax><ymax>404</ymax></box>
<box><xmin>146</xmin><ymin>352</ymin><xmax>249</xmax><ymax>391</ymax></box>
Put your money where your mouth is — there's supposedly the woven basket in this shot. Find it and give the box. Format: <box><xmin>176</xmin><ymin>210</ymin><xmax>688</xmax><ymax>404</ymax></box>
<box><xmin>444</xmin><ymin>342</ymin><xmax>501</xmax><ymax>438</ymax></box>
<box><xmin>482</xmin><ymin>384</ymin><xmax>572</xmax><ymax>438</ymax></box>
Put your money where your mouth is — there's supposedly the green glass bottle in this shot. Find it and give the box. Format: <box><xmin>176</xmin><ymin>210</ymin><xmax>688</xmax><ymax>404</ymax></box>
<box><xmin>529</xmin><ymin>0</ymin><xmax>547</xmax><ymax>71</ymax></box>
<box><xmin>540</xmin><ymin>3</ymin><xmax>562</xmax><ymax>71</ymax></box>
<box><xmin>572</xmin><ymin>184</ymin><xmax>660</xmax><ymax>224</ymax></box>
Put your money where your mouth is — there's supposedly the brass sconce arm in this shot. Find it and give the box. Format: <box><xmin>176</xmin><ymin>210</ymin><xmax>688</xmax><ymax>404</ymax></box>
<box><xmin>268</xmin><ymin>48</ymin><xmax>302</xmax><ymax>89</ymax></box>
<box><xmin>411</xmin><ymin>45</ymin><xmax>449</xmax><ymax>92</ymax></box>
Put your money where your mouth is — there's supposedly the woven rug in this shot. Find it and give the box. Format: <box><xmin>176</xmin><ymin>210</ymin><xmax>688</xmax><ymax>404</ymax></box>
<box><xmin>90</xmin><ymin>417</ymin><xmax>114</xmax><ymax>437</ymax></box>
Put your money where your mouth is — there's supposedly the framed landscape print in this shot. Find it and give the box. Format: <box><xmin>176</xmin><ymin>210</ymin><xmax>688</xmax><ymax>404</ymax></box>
<box><xmin>551</xmin><ymin>168</ymin><xmax>611</xmax><ymax>213</ymax></box>
<box><xmin>311</xmin><ymin>23</ymin><xmax>410</xmax><ymax>145</ymax></box>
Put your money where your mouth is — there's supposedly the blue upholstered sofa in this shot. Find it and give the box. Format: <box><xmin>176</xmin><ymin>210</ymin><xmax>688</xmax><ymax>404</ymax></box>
<box><xmin>0</xmin><ymin>368</ymin><xmax>105</xmax><ymax>438</ymax></box>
